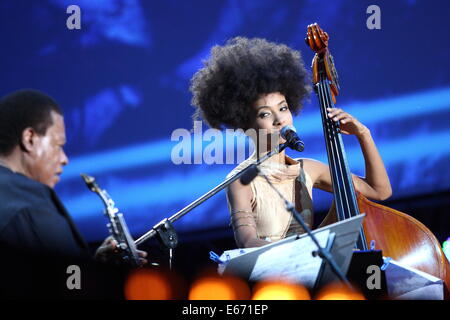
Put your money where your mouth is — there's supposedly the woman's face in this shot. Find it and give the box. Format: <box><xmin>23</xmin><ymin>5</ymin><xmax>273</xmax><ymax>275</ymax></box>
<box><xmin>252</xmin><ymin>92</ymin><xmax>293</xmax><ymax>131</ymax></box>
<box><xmin>249</xmin><ymin>92</ymin><xmax>293</xmax><ymax>150</ymax></box>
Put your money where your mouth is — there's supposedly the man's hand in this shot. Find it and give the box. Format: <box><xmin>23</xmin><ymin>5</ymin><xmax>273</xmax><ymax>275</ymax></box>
<box><xmin>95</xmin><ymin>236</ymin><xmax>148</xmax><ymax>265</ymax></box>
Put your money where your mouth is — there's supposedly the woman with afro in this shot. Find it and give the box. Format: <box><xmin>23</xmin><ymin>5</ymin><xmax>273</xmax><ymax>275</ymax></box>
<box><xmin>190</xmin><ymin>37</ymin><xmax>392</xmax><ymax>248</ymax></box>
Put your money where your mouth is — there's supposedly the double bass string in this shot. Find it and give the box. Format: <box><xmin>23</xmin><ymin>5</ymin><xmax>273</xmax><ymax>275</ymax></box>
<box><xmin>318</xmin><ymin>76</ymin><xmax>349</xmax><ymax>220</ymax></box>
<box><xmin>323</xmin><ymin>77</ymin><xmax>359</xmax><ymax>218</ymax></box>
<box><xmin>320</xmin><ymin>77</ymin><xmax>368</xmax><ymax>250</ymax></box>
<box><xmin>316</xmin><ymin>79</ymin><xmax>343</xmax><ymax>219</ymax></box>
<box><xmin>323</xmin><ymin>73</ymin><xmax>369</xmax><ymax>249</ymax></box>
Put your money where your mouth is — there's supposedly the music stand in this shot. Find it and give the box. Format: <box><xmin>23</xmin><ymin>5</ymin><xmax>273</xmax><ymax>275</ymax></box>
<box><xmin>221</xmin><ymin>214</ymin><xmax>365</xmax><ymax>291</ymax></box>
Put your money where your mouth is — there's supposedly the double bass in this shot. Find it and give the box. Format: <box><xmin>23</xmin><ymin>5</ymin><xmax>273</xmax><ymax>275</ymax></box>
<box><xmin>305</xmin><ymin>23</ymin><xmax>449</xmax><ymax>295</ymax></box>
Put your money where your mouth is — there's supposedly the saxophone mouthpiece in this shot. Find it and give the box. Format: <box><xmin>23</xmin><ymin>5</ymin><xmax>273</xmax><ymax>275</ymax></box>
<box><xmin>80</xmin><ymin>173</ymin><xmax>97</xmax><ymax>192</ymax></box>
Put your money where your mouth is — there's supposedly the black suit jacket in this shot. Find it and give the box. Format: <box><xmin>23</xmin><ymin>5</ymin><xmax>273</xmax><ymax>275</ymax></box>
<box><xmin>0</xmin><ymin>165</ymin><xmax>89</xmax><ymax>258</ymax></box>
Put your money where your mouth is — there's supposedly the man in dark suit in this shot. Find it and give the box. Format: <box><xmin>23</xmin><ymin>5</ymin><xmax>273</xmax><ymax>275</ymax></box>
<box><xmin>0</xmin><ymin>89</ymin><xmax>147</xmax><ymax>298</ymax></box>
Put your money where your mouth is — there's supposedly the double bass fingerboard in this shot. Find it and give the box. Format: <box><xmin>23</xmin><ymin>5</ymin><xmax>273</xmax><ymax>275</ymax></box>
<box><xmin>315</xmin><ymin>70</ymin><xmax>368</xmax><ymax>251</ymax></box>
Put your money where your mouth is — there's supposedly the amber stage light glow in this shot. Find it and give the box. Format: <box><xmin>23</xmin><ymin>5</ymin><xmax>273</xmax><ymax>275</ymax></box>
<box><xmin>252</xmin><ymin>281</ymin><xmax>311</xmax><ymax>300</ymax></box>
<box><xmin>315</xmin><ymin>282</ymin><xmax>365</xmax><ymax>300</ymax></box>
<box><xmin>188</xmin><ymin>275</ymin><xmax>251</xmax><ymax>300</ymax></box>
<box><xmin>124</xmin><ymin>268</ymin><xmax>172</xmax><ymax>300</ymax></box>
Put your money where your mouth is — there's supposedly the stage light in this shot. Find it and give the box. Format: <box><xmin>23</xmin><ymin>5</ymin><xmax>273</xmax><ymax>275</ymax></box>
<box><xmin>124</xmin><ymin>268</ymin><xmax>172</xmax><ymax>300</ymax></box>
<box><xmin>443</xmin><ymin>237</ymin><xmax>450</xmax><ymax>261</ymax></box>
<box><xmin>251</xmin><ymin>280</ymin><xmax>311</xmax><ymax>300</ymax></box>
<box><xmin>61</xmin><ymin>86</ymin><xmax>450</xmax><ymax>181</ymax></box>
<box><xmin>188</xmin><ymin>275</ymin><xmax>250</xmax><ymax>300</ymax></box>
<box><xmin>315</xmin><ymin>282</ymin><xmax>365</xmax><ymax>300</ymax></box>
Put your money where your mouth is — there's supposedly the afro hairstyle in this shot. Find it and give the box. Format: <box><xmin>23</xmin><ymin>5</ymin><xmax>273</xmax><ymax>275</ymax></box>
<box><xmin>190</xmin><ymin>37</ymin><xmax>311</xmax><ymax>130</ymax></box>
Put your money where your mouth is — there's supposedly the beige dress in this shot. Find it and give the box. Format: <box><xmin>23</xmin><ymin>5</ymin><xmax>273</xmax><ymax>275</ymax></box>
<box><xmin>226</xmin><ymin>153</ymin><xmax>314</xmax><ymax>242</ymax></box>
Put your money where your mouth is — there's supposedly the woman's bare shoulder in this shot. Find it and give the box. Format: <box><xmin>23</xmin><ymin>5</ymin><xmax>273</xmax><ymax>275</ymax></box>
<box><xmin>294</xmin><ymin>157</ymin><xmax>327</xmax><ymax>169</ymax></box>
<box><xmin>294</xmin><ymin>157</ymin><xmax>328</xmax><ymax>183</ymax></box>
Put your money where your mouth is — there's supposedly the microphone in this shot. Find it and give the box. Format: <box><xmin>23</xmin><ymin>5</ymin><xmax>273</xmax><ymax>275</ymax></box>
<box><xmin>280</xmin><ymin>125</ymin><xmax>305</xmax><ymax>152</ymax></box>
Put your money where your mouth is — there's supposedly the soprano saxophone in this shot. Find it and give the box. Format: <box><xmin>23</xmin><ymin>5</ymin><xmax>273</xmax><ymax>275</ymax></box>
<box><xmin>81</xmin><ymin>173</ymin><xmax>141</xmax><ymax>267</ymax></box>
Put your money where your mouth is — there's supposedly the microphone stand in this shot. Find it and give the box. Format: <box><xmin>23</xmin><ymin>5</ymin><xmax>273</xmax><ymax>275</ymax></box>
<box><xmin>134</xmin><ymin>143</ymin><xmax>289</xmax><ymax>265</ymax></box>
<box><xmin>258</xmin><ymin>169</ymin><xmax>353</xmax><ymax>289</ymax></box>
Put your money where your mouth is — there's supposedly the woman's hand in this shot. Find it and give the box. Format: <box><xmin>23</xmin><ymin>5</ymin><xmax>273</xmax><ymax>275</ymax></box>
<box><xmin>327</xmin><ymin>107</ymin><xmax>369</xmax><ymax>137</ymax></box>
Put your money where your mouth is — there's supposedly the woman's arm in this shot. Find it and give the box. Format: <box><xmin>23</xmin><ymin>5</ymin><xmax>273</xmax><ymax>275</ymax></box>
<box><xmin>226</xmin><ymin>180</ymin><xmax>269</xmax><ymax>248</ymax></box>
<box><xmin>305</xmin><ymin>107</ymin><xmax>392</xmax><ymax>201</ymax></box>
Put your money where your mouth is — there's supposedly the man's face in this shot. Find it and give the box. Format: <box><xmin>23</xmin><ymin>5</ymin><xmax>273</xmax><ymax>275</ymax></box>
<box><xmin>26</xmin><ymin>111</ymin><xmax>68</xmax><ymax>188</ymax></box>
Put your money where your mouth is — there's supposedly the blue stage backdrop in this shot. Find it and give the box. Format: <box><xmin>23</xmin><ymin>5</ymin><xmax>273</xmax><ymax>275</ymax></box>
<box><xmin>1</xmin><ymin>0</ymin><xmax>449</xmax><ymax>242</ymax></box>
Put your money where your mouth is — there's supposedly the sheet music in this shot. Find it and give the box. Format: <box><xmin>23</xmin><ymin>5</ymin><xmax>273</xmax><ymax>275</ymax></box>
<box><xmin>249</xmin><ymin>229</ymin><xmax>330</xmax><ymax>288</ymax></box>
<box><xmin>383</xmin><ymin>258</ymin><xmax>444</xmax><ymax>300</ymax></box>
<box><xmin>219</xmin><ymin>247</ymin><xmax>261</xmax><ymax>262</ymax></box>
<box><xmin>216</xmin><ymin>247</ymin><xmax>261</xmax><ymax>275</ymax></box>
